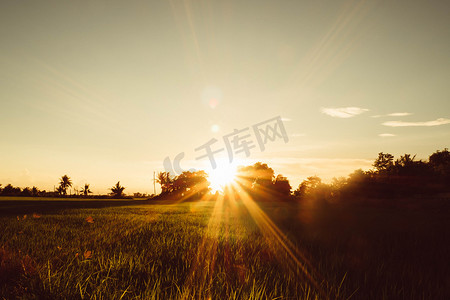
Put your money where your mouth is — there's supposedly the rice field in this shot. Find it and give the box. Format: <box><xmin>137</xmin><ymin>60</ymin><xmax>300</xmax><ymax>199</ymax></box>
<box><xmin>0</xmin><ymin>196</ymin><xmax>449</xmax><ymax>299</ymax></box>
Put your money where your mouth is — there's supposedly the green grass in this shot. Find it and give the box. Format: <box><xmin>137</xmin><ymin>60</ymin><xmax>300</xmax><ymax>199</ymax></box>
<box><xmin>0</xmin><ymin>197</ymin><xmax>449</xmax><ymax>299</ymax></box>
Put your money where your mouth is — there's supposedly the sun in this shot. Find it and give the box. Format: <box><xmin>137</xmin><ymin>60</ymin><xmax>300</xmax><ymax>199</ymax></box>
<box><xmin>208</xmin><ymin>163</ymin><xmax>237</xmax><ymax>192</ymax></box>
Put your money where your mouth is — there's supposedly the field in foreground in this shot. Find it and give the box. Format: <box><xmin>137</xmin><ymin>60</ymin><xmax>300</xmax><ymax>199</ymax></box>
<box><xmin>0</xmin><ymin>196</ymin><xmax>449</xmax><ymax>299</ymax></box>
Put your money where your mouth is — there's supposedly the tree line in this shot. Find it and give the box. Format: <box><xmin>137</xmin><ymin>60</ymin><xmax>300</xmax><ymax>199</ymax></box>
<box><xmin>1</xmin><ymin>148</ymin><xmax>449</xmax><ymax>201</ymax></box>
<box><xmin>155</xmin><ymin>148</ymin><xmax>450</xmax><ymax>202</ymax></box>
<box><xmin>291</xmin><ymin>148</ymin><xmax>450</xmax><ymax>203</ymax></box>
<box><xmin>0</xmin><ymin>177</ymin><xmax>128</xmax><ymax>199</ymax></box>
<box><xmin>156</xmin><ymin>162</ymin><xmax>292</xmax><ymax>200</ymax></box>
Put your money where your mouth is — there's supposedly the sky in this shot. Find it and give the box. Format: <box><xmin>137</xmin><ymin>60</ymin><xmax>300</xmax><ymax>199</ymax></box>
<box><xmin>1</xmin><ymin>0</ymin><xmax>449</xmax><ymax>194</ymax></box>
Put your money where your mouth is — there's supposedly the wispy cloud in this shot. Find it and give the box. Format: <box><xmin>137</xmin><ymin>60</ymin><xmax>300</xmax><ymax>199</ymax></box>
<box><xmin>382</xmin><ymin>118</ymin><xmax>450</xmax><ymax>127</ymax></box>
<box><xmin>378</xmin><ymin>133</ymin><xmax>396</xmax><ymax>137</ymax></box>
<box><xmin>371</xmin><ymin>112</ymin><xmax>412</xmax><ymax>118</ymax></box>
<box><xmin>387</xmin><ymin>112</ymin><xmax>412</xmax><ymax>117</ymax></box>
<box><xmin>321</xmin><ymin>107</ymin><xmax>369</xmax><ymax>118</ymax></box>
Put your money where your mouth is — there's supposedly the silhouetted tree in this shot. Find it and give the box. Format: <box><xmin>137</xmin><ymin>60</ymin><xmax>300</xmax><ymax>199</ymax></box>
<box><xmin>396</xmin><ymin>154</ymin><xmax>416</xmax><ymax>167</ymax></box>
<box><xmin>21</xmin><ymin>187</ymin><xmax>32</xmax><ymax>197</ymax></box>
<box><xmin>373</xmin><ymin>152</ymin><xmax>394</xmax><ymax>173</ymax></box>
<box><xmin>80</xmin><ymin>184</ymin><xmax>92</xmax><ymax>197</ymax></box>
<box><xmin>157</xmin><ymin>172</ymin><xmax>173</xmax><ymax>194</ymax></box>
<box><xmin>330</xmin><ymin>177</ymin><xmax>347</xmax><ymax>198</ymax></box>
<box><xmin>429</xmin><ymin>148</ymin><xmax>450</xmax><ymax>176</ymax></box>
<box><xmin>236</xmin><ymin>162</ymin><xmax>274</xmax><ymax>190</ymax></box>
<box><xmin>56</xmin><ymin>185</ymin><xmax>65</xmax><ymax>195</ymax></box>
<box><xmin>1</xmin><ymin>184</ymin><xmax>21</xmax><ymax>196</ymax></box>
<box><xmin>58</xmin><ymin>175</ymin><xmax>72</xmax><ymax>196</ymax></box>
<box><xmin>31</xmin><ymin>186</ymin><xmax>39</xmax><ymax>197</ymax></box>
<box><xmin>110</xmin><ymin>181</ymin><xmax>125</xmax><ymax>198</ymax></box>
<box><xmin>294</xmin><ymin>176</ymin><xmax>322</xmax><ymax>199</ymax></box>
<box><xmin>293</xmin><ymin>176</ymin><xmax>334</xmax><ymax>203</ymax></box>
<box><xmin>273</xmin><ymin>174</ymin><xmax>292</xmax><ymax>197</ymax></box>
<box><xmin>172</xmin><ymin>171</ymin><xmax>210</xmax><ymax>197</ymax></box>
<box><xmin>392</xmin><ymin>154</ymin><xmax>431</xmax><ymax>178</ymax></box>
<box><xmin>331</xmin><ymin>177</ymin><xmax>347</xmax><ymax>190</ymax></box>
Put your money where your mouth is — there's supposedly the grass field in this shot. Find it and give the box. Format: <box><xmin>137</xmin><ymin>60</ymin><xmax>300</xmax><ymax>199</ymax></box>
<box><xmin>0</xmin><ymin>196</ymin><xmax>449</xmax><ymax>299</ymax></box>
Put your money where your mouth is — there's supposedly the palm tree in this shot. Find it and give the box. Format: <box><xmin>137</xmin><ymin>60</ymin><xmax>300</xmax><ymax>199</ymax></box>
<box><xmin>80</xmin><ymin>184</ymin><xmax>92</xmax><ymax>197</ymax></box>
<box><xmin>58</xmin><ymin>175</ymin><xmax>72</xmax><ymax>196</ymax></box>
<box><xmin>57</xmin><ymin>185</ymin><xmax>65</xmax><ymax>196</ymax></box>
<box><xmin>110</xmin><ymin>181</ymin><xmax>125</xmax><ymax>198</ymax></box>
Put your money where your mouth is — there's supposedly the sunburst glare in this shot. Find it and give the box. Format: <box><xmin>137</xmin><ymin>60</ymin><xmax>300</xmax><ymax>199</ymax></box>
<box><xmin>208</xmin><ymin>162</ymin><xmax>238</xmax><ymax>192</ymax></box>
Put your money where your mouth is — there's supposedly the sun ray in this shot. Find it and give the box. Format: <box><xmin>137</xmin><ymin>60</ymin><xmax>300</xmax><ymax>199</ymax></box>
<box><xmin>207</xmin><ymin>162</ymin><xmax>238</xmax><ymax>193</ymax></box>
<box><xmin>181</xmin><ymin>193</ymin><xmax>225</xmax><ymax>298</ymax></box>
<box><xmin>233</xmin><ymin>184</ymin><xmax>328</xmax><ymax>297</ymax></box>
